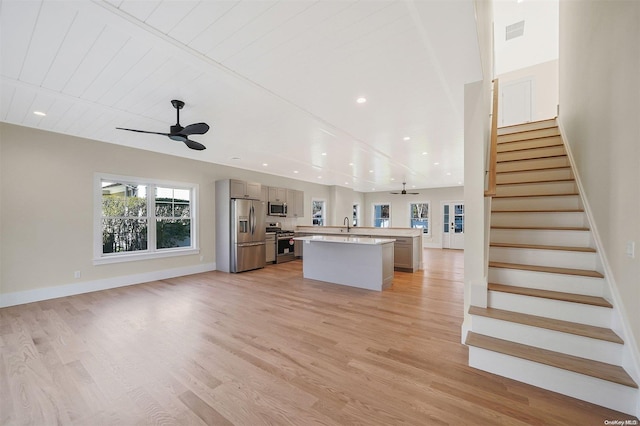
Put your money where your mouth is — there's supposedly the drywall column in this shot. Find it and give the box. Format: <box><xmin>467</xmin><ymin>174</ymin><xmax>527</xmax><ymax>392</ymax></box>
<box><xmin>462</xmin><ymin>79</ymin><xmax>490</xmax><ymax>343</ymax></box>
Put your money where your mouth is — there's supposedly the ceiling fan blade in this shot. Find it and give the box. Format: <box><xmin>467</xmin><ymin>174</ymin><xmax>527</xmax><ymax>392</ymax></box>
<box><xmin>183</xmin><ymin>138</ymin><xmax>206</xmax><ymax>151</ymax></box>
<box><xmin>116</xmin><ymin>127</ymin><xmax>170</xmax><ymax>136</ymax></box>
<box><xmin>179</xmin><ymin>122</ymin><xmax>209</xmax><ymax>136</ymax></box>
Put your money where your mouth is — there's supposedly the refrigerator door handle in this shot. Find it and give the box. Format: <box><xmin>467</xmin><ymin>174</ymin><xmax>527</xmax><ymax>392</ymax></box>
<box><xmin>250</xmin><ymin>204</ymin><xmax>255</xmax><ymax>235</ymax></box>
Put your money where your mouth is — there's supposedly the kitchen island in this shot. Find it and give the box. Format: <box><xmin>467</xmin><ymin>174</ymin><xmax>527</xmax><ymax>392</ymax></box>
<box><xmin>295</xmin><ymin>226</ymin><xmax>423</xmax><ymax>272</ymax></box>
<box><xmin>294</xmin><ymin>235</ymin><xmax>395</xmax><ymax>291</ymax></box>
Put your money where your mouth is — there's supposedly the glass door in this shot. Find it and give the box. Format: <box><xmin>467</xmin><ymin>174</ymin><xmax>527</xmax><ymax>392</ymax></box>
<box><xmin>442</xmin><ymin>202</ymin><xmax>464</xmax><ymax>249</ymax></box>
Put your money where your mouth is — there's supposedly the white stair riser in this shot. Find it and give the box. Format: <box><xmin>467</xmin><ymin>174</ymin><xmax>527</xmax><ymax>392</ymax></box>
<box><xmin>489</xmin><ymin>247</ymin><xmax>597</xmax><ymax>270</ymax></box>
<box><xmin>468</xmin><ymin>347</ymin><xmax>638</xmax><ymax>415</ymax></box>
<box><xmin>491</xmin><ymin>195</ymin><xmax>582</xmax><ymax>211</ymax></box>
<box><xmin>497</xmin><ymin>136</ymin><xmax>563</xmax><ymax>153</ymax></box>
<box><xmin>497</xmin><ymin>126</ymin><xmax>560</xmax><ymax>141</ymax></box>
<box><xmin>488</xmin><ymin>267</ymin><xmax>605</xmax><ymax>296</ymax></box>
<box><xmin>488</xmin><ymin>291</ymin><xmax>611</xmax><ymax>327</ymax></box>
<box><xmin>496</xmin><ymin>168</ymin><xmax>573</xmax><ymax>184</ymax></box>
<box><xmin>497</xmin><ymin>146</ymin><xmax>566</xmax><ymax>162</ymax></box>
<box><xmin>496</xmin><ymin>156</ymin><xmax>570</xmax><ymax>173</ymax></box>
<box><xmin>491</xmin><ymin>212</ymin><xmax>587</xmax><ymax>228</ymax></box>
<box><xmin>490</xmin><ymin>228</ymin><xmax>592</xmax><ymax>247</ymax></box>
<box><xmin>497</xmin><ymin>120</ymin><xmax>557</xmax><ymax>136</ymax></box>
<box><xmin>495</xmin><ymin>181</ymin><xmax>577</xmax><ymax>197</ymax></box>
<box><xmin>471</xmin><ymin>315</ymin><xmax>623</xmax><ymax>365</ymax></box>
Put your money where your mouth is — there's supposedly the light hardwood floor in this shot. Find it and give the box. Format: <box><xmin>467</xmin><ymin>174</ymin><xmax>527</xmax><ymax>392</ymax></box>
<box><xmin>1</xmin><ymin>249</ymin><xmax>636</xmax><ymax>425</ymax></box>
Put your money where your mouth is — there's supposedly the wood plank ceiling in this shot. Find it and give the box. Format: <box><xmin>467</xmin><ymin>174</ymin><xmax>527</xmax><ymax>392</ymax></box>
<box><xmin>0</xmin><ymin>0</ymin><xmax>482</xmax><ymax>192</ymax></box>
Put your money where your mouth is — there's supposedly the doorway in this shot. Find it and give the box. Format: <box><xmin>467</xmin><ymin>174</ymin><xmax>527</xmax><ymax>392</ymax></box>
<box><xmin>500</xmin><ymin>77</ymin><xmax>533</xmax><ymax>126</ymax></box>
<box><xmin>442</xmin><ymin>202</ymin><xmax>464</xmax><ymax>250</ymax></box>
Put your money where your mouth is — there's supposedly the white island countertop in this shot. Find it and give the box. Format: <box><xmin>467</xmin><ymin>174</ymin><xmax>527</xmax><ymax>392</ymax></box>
<box><xmin>294</xmin><ymin>235</ymin><xmax>395</xmax><ymax>245</ymax></box>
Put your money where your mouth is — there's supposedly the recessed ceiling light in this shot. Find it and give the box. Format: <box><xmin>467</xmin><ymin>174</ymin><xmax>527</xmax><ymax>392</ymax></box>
<box><xmin>293</xmin><ymin>170</ymin><xmax>299</xmax><ymax>174</ymax></box>
<box><xmin>390</xmin><ymin>178</ymin><xmax>395</xmax><ymax>181</ymax></box>
<box><xmin>446</xmin><ymin>172</ymin><xmax>451</xmax><ymax>176</ymax></box>
<box><xmin>33</xmin><ymin>111</ymin><xmax>46</xmax><ymax>116</ymax></box>
<box><xmin>422</xmin><ymin>152</ymin><xmax>428</xmax><ymax>155</ymax></box>
<box><xmin>403</xmin><ymin>136</ymin><xmax>411</xmax><ymax>141</ymax></box>
<box><xmin>345</xmin><ymin>182</ymin><xmax>349</xmax><ymax>185</ymax></box>
<box><xmin>321</xmin><ymin>152</ymin><xmax>327</xmax><ymax>156</ymax></box>
<box><xmin>458</xmin><ymin>181</ymin><xmax>463</xmax><ymax>185</ymax></box>
<box><xmin>356</xmin><ymin>97</ymin><xmax>367</xmax><ymax>104</ymax></box>
<box><xmin>317</xmin><ymin>176</ymin><xmax>322</xmax><ymax>179</ymax></box>
<box><xmin>349</xmin><ymin>162</ymin><xmax>354</xmax><ymax>166</ymax></box>
<box><xmin>434</xmin><ymin>162</ymin><xmax>440</xmax><ymax>166</ymax></box>
<box><xmin>262</xmin><ymin>163</ymin><xmax>268</xmax><ymax>167</ymax></box>
<box><xmin>369</xmin><ymin>170</ymin><xmax>373</xmax><ymax>173</ymax></box>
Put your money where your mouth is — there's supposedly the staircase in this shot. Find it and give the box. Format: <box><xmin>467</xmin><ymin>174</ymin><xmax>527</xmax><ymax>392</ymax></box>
<box><xmin>466</xmin><ymin>118</ymin><xmax>639</xmax><ymax>414</ymax></box>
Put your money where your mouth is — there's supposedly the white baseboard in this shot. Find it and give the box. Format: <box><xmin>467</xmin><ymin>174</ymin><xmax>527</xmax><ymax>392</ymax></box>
<box><xmin>0</xmin><ymin>262</ymin><xmax>216</xmax><ymax>308</ymax></box>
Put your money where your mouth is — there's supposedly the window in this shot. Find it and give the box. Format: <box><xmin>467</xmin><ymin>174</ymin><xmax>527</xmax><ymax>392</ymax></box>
<box><xmin>312</xmin><ymin>199</ymin><xmax>325</xmax><ymax>226</ymax></box>
<box><xmin>373</xmin><ymin>203</ymin><xmax>390</xmax><ymax>227</ymax></box>
<box><xmin>352</xmin><ymin>203</ymin><xmax>360</xmax><ymax>227</ymax></box>
<box><xmin>410</xmin><ymin>202</ymin><xmax>430</xmax><ymax>234</ymax></box>
<box><xmin>95</xmin><ymin>174</ymin><xmax>198</xmax><ymax>264</ymax></box>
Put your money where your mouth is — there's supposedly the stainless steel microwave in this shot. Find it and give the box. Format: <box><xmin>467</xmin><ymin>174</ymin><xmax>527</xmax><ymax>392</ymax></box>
<box><xmin>268</xmin><ymin>202</ymin><xmax>287</xmax><ymax>217</ymax></box>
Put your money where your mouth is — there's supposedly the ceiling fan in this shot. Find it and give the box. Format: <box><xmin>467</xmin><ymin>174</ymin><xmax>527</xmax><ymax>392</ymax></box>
<box><xmin>116</xmin><ymin>100</ymin><xmax>209</xmax><ymax>150</ymax></box>
<box><xmin>391</xmin><ymin>182</ymin><xmax>419</xmax><ymax>195</ymax></box>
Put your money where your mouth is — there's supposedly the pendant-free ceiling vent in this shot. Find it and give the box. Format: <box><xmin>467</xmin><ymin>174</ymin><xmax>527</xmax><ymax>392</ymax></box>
<box><xmin>506</xmin><ymin>20</ymin><xmax>525</xmax><ymax>40</ymax></box>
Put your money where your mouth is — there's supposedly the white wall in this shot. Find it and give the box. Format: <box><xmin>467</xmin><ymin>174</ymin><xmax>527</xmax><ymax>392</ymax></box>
<box><xmin>0</xmin><ymin>124</ymin><xmax>332</xmax><ymax>301</ymax></box>
<box><xmin>559</xmin><ymin>0</ymin><xmax>640</xmax><ymax>356</ymax></box>
<box><xmin>363</xmin><ymin>186</ymin><xmax>463</xmax><ymax>248</ymax></box>
<box><xmin>328</xmin><ymin>185</ymin><xmax>363</xmax><ymax>227</ymax></box>
<box><xmin>497</xmin><ymin>59</ymin><xmax>559</xmax><ymax>123</ymax></box>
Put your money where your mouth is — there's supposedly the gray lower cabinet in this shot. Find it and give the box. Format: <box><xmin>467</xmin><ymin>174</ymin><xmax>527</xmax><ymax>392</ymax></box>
<box><xmin>295</xmin><ymin>232</ymin><xmax>419</xmax><ymax>272</ymax></box>
<box><xmin>393</xmin><ymin>236</ymin><xmax>420</xmax><ymax>272</ymax></box>
<box><xmin>266</xmin><ymin>233</ymin><xmax>276</xmax><ymax>263</ymax></box>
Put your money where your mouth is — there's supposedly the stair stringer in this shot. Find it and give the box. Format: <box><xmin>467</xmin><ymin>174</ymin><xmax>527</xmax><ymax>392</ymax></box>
<box><xmin>558</xmin><ymin>117</ymin><xmax>640</xmax><ymax>417</ymax></box>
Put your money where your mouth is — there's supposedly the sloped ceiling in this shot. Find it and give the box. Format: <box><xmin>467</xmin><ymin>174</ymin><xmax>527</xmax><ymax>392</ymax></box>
<box><xmin>0</xmin><ymin>0</ymin><xmax>483</xmax><ymax>192</ymax></box>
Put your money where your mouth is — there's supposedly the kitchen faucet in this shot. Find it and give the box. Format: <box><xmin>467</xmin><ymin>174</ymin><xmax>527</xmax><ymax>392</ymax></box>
<box><xmin>343</xmin><ymin>216</ymin><xmax>350</xmax><ymax>232</ymax></box>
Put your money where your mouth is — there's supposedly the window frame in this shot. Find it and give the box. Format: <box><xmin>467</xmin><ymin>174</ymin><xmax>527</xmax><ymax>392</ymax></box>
<box><xmin>311</xmin><ymin>198</ymin><xmax>326</xmax><ymax>226</ymax></box>
<box><xmin>409</xmin><ymin>201</ymin><xmax>430</xmax><ymax>236</ymax></box>
<box><xmin>94</xmin><ymin>173</ymin><xmax>199</xmax><ymax>265</ymax></box>
<box><xmin>372</xmin><ymin>202</ymin><xmax>391</xmax><ymax>228</ymax></box>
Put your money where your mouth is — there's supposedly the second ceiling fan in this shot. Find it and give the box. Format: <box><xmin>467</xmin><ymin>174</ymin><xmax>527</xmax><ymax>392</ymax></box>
<box><xmin>391</xmin><ymin>182</ymin><xmax>419</xmax><ymax>195</ymax></box>
<box><xmin>117</xmin><ymin>100</ymin><xmax>209</xmax><ymax>151</ymax></box>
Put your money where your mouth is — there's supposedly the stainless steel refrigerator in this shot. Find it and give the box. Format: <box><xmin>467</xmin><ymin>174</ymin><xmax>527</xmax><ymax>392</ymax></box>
<box><xmin>231</xmin><ymin>199</ymin><xmax>266</xmax><ymax>272</ymax></box>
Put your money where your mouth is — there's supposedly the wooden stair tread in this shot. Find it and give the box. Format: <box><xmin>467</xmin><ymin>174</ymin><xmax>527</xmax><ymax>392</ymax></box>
<box><xmin>469</xmin><ymin>305</ymin><xmax>620</xmax><ymax>342</ymax></box>
<box><xmin>493</xmin><ymin>192</ymin><xmax>579</xmax><ymax>198</ymax></box>
<box><xmin>491</xmin><ymin>226</ymin><xmax>589</xmax><ymax>231</ymax></box>
<box><xmin>497</xmin><ymin>154</ymin><xmax>567</xmax><ymax>163</ymax></box>
<box><xmin>465</xmin><ymin>332</ymin><xmax>637</xmax><ymax>388</ymax></box>
<box><xmin>489</xmin><ymin>242</ymin><xmax>595</xmax><ymax>253</ymax></box>
<box><xmin>497</xmin><ymin>166</ymin><xmax>572</xmax><ymax>174</ymax></box>
<box><xmin>492</xmin><ymin>209</ymin><xmax>584</xmax><ymax>213</ymax></box>
<box><xmin>496</xmin><ymin>141</ymin><xmax>564</xmax><ymax>152</ymax></box>
<box><xmin>487</xmin><ymin>283</ymin><xmax>612</xmax><ymax>308</ymax></box>
<box><xmin>496</xmin><ymin>178</ymin><xmax>575</xmax><ymax>186</ymax></box>
<box><xmin>489</xmin><ymin>261</ymin><xmax>604</xmax><ymax>278</ymax></box>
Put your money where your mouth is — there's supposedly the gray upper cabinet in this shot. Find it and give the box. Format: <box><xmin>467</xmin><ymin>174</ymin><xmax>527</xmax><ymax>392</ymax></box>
<box><xmin>268</xmin><ymin>187</ymin><xmax>287</xmax><ymax>203</ymax></box>
<box><xmin>230</xmin><ymin>179</ymin><xmax>261</xmax><ymax>200</ymax></box>
<box><xmin>287</xmin><ymin>189</ymin><xmax>304</xmax><ymax>217</ymax></box>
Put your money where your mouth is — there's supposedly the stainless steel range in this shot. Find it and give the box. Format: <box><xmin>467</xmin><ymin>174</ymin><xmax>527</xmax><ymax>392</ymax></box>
<box><xmin>266</xmin><ymin>223</ymin><xmax>296</xmax><ymax>263</ymax></box>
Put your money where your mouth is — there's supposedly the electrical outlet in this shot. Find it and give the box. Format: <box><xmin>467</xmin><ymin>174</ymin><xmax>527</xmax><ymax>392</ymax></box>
<box><xmin>74</xmin><ymin>270</ymin><xmax>81</xmax><ymax>279</ymax></box>
<box><xmin>626</xmin><ymin>241</ymin><xmax>635</xmax><ymax>259</ymax></box>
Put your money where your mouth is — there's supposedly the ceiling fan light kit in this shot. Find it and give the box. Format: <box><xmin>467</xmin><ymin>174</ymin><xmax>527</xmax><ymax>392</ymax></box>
<box><xmin>116</xmin><ymin>100</ymin><xmax>209</xmax><ymax>151</ymax></box>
